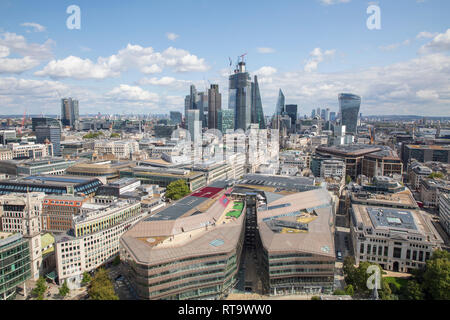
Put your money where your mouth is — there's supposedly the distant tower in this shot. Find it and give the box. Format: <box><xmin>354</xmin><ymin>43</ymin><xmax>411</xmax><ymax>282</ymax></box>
<box><xmin>338</xmin><ymin>93</ymin><xmax>361</xmax><ymax>135</ymax></box>
<box><xmin>208</xmin><ymin>84</ymin><xmax>221</xmax><ymax>129</ymax></box>
<box><xmin>229</xmin><ymin>59</ymin><xmax>252</xmax><ymax>130</ymax></box>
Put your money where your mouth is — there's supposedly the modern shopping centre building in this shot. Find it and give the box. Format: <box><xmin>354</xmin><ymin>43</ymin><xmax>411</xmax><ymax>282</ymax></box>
<box><xmin>120</xmin><ymin>174</ymin><xmax>337</xmax><ymax>299</ymax></box>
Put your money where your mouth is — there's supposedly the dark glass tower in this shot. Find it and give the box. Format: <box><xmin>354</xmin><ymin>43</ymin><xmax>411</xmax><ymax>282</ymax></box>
<box><xmin>338</xmin><ymin>93</ymin><xmax>361</xmax><ymax>135</ymax></box>
<box><xmin>251</xmin><ymin>76</ymin><xmax>266</xmax><ymax>129</ymax></box>
<box><xmin>208</xmin><ymin>84</ymin><xmax>221</xmax><ymax>129</ymax></box>
<box><xmin>285</xmin><ymin>104</ymin><xmax>298</xmax><ymax>126</ymax></box>
<box><xmin>229</xmin><ymin>61</ymin><xmax>252</xmax><ymax>131</ymax></box>
<box><xmin>35</xmin><ymin>125</ymin><xmax>61</xmax><ymax>156</ymax></box>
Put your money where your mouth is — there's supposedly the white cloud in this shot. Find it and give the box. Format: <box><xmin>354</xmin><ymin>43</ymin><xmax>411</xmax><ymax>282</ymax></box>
<box><xmin>254</xmin><ymin>66</ymin><xmax>277</xmax><ymax>77</ymax></box>
<box><xmin>138</xmin><ymin>76</ymin><xmax>190</xmax><ymax>88</ymax></box>
<box><xmin>0</xmin><ymin>32</ymin><xmax>53</xmax><ymax>60</ymax></box>
<box><xmin>416</xmin><ymin>89</ymin><xmax>439</xmax><ymax>100</ymax></box>
<box><xmin>34</xmin><ymin>55</ymin><xmax>120</xmax><ymax>79</ymax></box>
<box><xmin>419</xmin><ymin>29</ymin><xmax>450</xmax><ymax>54</ymax></box>
<box><xmin>166</xmin><ymin>32</ymin><xmax>179</xmax><ymax>41</ymax></box>
<box><xmin>0</xmin><ymin>56</ymin><xmax>41</xmax><ymax>74</ymax></box>
<box><xmin>257</xmin><ymin>47</ymin><xmax>275</xmax><ymax>54</ymax></box>
<box><xmin>21</xmin><ymin>22</ymin><xmax>46</xmax><ymax>32</ymax></box>
<box><xmin>304</xmin><ymin>48</ymin><xmax>336</xmax><ymax>72</ymax></box>
<box><xmin>107</xmin><ymin>84</ymin><xmax>159</xmax><ymax>102</ymax></box>
<box><xmin>35</xmin><ymin>44</ymin><xmax>209</xmax><ymax>79</ymax></box>
<box><xmin>0</xmin><ymin>45</ymin><xmax>10</xmax><ymax>58</ymax></box>
<box><xmin>380</xmin><ymin>39</ymin><xmax>411</xmax><ymax>51</ymax></box>
<box><xmin>416</xmin><ymin>31</ymin><xmax>438</xmax><ymax>39</ymax></box>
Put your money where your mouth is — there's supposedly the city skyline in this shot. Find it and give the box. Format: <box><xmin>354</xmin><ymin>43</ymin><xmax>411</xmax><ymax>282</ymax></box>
<box><xmin>0</xmin><ymin>0</ymin><xmax>449</xmax><ymax>117</ymax></box>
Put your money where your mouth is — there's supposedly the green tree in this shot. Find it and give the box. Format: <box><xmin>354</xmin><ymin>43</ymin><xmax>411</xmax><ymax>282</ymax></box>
<box><xmin>311</xmin><ymin>296</ymin><xmax>320</xmax><ymax>300</ymax></box>
<box><xmin>59</xmin><ymin>280</ymin><xmax>70</xmax><ymax>298</ymax></box>
<box><xmin>402</xmin><ymin>280</ymin><xmax>424</xmax><ymax>300</ymax></box>
<box><xmin>82</xmin><ymin>271</ymin><xmax>92</xmax><ymax>285</ymax></box>
<box><xmin>32</xmin><ymin>276</ymin><xmax>47</xmax><ymax>300</ymax></box>
<box><xmin>428</xmin><ymin>172</ymin><xmax>444</xmax><ymax>179</ymax></box>
<box><xmin>165</xmin><ymin>180</ymin><xmax>191</xmax><ymax>201</ymax></box>
<box><xmin>345</xmin><ymin>284</ymin><xmax>354</xmax><ymax>296</ymax></box>
<box><xmin>346</xmin><ymin>175</ymin><xmax>352</xmax><ymax>184</ymax></box>
<box><xmin>112</xmin><ymin>255</ymin><xmax>120</xmax><ymax>266</ymax></box>
<box><xmin>422</xmin><ymin>250</ymin><xmax>450</xmax><ymax>300</ymax></box>
<box><xmin>333</xmin><ymin>289</ymin><xmax>346</xmax><ymax>295</ymax></box>
<box><xmin>110</xmin><ymin>132</ymin><xmax>120</xmax><ymax>138</ymax></box>
<box><xmin>88</xmin><ymin>268</ymin><xmax>118</xmax><ymax>300</ymax></box>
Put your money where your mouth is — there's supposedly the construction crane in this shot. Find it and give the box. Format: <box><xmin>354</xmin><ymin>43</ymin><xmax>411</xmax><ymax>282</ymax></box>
<box><xmin>18</xmin><ymin>109</ymin><xmax>26</xmax><ymax>134</ymax></box>
<box><xmin>239</xmin><ymin>53</ymin><xmax>247</xmax><ymax>63</ymax></box>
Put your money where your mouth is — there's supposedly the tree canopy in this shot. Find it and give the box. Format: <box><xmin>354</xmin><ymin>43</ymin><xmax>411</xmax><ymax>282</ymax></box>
<box><xmin>88</xmin><ymin>268</ymin><xmax>118</xmax><ymax>300</ymax></box>
<box><xmin>32</xmin><ymin>276</ymin><xmax>48</xmax><ymax>300</ymax></box>
<box><xmin>165</xmin><ymin>180</ymin><xmax>191</xmax><ymax>201</ymax></box>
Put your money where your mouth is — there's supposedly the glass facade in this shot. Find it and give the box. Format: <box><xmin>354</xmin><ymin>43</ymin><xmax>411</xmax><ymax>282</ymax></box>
<box><xmin>338</xmin><ymin>93</ymin><xmax>361</xmax><ymax>135</ymax></box>
<box><xmin>229</xmin><ymin>63</ymin><xmax>252</xmax><ymax>131</ymax></box>
<box><xmin>0</xmin><ymin>234</ymin><xmax>31</xmax><ymax>300</ymax></box>
<box><xmin>217</xmin><ymin>110</ymin><xmax>235</xmax><ymax>134</ymax></box>
<box><xmin>251</xmin><ymin>76</ymin><xmax>266</xmax><ymax>129</ymax></box>
<box><xmin>275</xmin><ymin>89</ymin><xmax>285</xmax><ymax>116</ymax></box>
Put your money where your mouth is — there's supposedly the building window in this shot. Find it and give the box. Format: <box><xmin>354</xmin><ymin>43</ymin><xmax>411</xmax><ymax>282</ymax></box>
<box><xmin>393</xmin><ymin>247</ymin><xmax>402</xmax><ymax>259</ymax></box>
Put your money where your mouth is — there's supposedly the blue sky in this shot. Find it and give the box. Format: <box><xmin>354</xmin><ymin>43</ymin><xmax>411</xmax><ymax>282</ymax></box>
<box><xmin>0</xmin><ymin>0</ymin><xmax>449</xmax><ymax>116</ymax></box>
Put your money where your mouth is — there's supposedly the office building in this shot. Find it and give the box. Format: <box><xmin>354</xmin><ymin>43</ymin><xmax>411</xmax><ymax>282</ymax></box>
<box><xmin>0</xmin><ymin>130</ymin><xmax>16</xmax><ymax>145</ymax></box>
<box><xmin>208</xmin><ymin>84</ymin><xmax>221</xmax><ymax>130</ymax></box>
<box><xmin>439</xmin><ymin>193</ymin><xmax>450</xmax><ymax>236</ymax></box>
<box><xmin>217</xmin><ymin>110</ymin><xmax>235</xmax><ymax>134</ymax></box>
<box><xmin>0</xmin><ymin>158</ymin><xmax>76</xmax><ymax>176</ymax></box>
<box><xmin>61</xmin><ymin>98</ymin><xmax>79</xmax><ymax>129</ymax></box>
<box><xmin>338</xmin><ymin>93</ymin><xmax>361</xmax><ymax>135</ymax></box>
<box><xmin>31</xmin><ymin>117</ymin><xmax>61</xmax><ymax>132</ymax></box>
<box><xmin>285</xmin><ymin>105</ymin><xmax>298</xmax><ymax>126</ymax></box>
<box><xmin>329</xmin><ymin>112</ymin><xmax>336</xmax><ymax>121</ymax></box>
<box><xmin>251</xmin><ymin>76</ymin><xmax>266</xmax><ymax>129</ymax></box>
<box><xmin>0</xmin><ymin>175</ymin><xmax>103</xmax><ymax>196</ymax></box>
<box><xmin>55</xmin><ymin>198</ymin><xmax>144</xmax><ymax>289</ymax></box>
<box><xmin>0</xmin><ymin>233</ymin><xmax>31</xmax><ymax>300</ymax></box>
<box><xmin>186</xmin><ymin>109</ymin><xmax>201</xmax><ymax>143</ymax></box>
<box><xmin>8</xmin><ymin>142</ymin><xmax>53</xmax><ymax>160</ymax></box>
<box><xmin>41</xmin><ymin>195</ymin><xmax>88</xmax><ymax>232</ymax></box>
<box><xmin>169</xmin><ymin>111</ymin><xmax>182</xmax><ymax>125</ymax></box>
<box><xmin>94</xmin><ymin>140</ymin><xmax>139</xmax><ymax>160</ymax></box>
<box><xmin>35</xmin><ymin>125</ymin><xmax>61</xmax><ymax>157</ymax></box>
<box><xmin>402</xmin><ymin>145</ymin><xmax>450</xmax><ymax>166</ymax></box>
<box><xmin>275</xmin><ymin>89</ymin><xmax>285</xmax><ymax>116</ymax></box>
<box><xmin>229</xmin><ymin>61</ymin><xmax>252</xmax><ymax>131</ymax></box>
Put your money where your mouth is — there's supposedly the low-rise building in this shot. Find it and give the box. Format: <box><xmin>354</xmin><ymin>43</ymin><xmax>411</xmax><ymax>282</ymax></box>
<box><xmin>41</xmin><ymin>195</ymin><xmax>88</xmax><ymax>232</ymax></box>
<box><xmin>439</xmin><ymin>193</ymin><xmax>450</xmax><ymax>236</ymax></box>
<box><xmin>7</xmin><ymin>142</ymin><xmax>53</xmax><ymax>160</ymax></box>
<box><xmin>419</xmin><ymin>178</ymin><xmax>450</xmax><ymax>208</ymax></box>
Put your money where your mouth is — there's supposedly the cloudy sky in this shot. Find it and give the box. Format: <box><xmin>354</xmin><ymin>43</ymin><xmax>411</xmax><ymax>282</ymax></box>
<box><xmin>0</xmin><ymin>0</ymin><xmax>449</xmax><ymax>116</ymax></box>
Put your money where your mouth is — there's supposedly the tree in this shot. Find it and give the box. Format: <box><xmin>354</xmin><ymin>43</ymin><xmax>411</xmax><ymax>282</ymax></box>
<box><xmin>422</xmin><ymin>250</ymin><xmax>450</xmax><ymax>300</ymax></box>
<box><xmin>428</xmin><ymin>172</ymin><xmax>444</xmax><ymax>180</ymax></box>
<box><xmin>165</xmin><ymin>180</ymin><xmax>190</xmax><ymax>201</ymax></box>
<box><xmin>88</xmin><ymin>268</ymin><xmax>119</xmax><ymax>300</ymax></box>
<box><xmin>402</xmin><ymin>280</ymin><xmax>424</xmax><ymax>300</ymax></box>
<box><xmin>311</xmin><ymin>296</ymin><xmax>320</xmax><ymax>300</ymax></box>
<box><xmin>32</xmin><ymin>276</ymin><xmax>47</xmax><ymax>300</ymax></box>
<box><xmin>333</xmin><ymin>289</ymin><xmax>346</xmax><ymax>295</ymax></box>
<box><xmin>346</xmin><ymin>175</ymin><xmax>352</xmax><ymax>184</ymax></box>
<box><xmin>112</xmin><ymin>255</ymin><xmax>120</xmax><ymax>266</ymax></box>
<box><xmin>110</xmin><ymin>132</ymin><xmax>120</xmax><ymax>138</ymax></box>
<box><xmin>59</xmin><ymin>280</ymin><xmax>70</xmax><ymax>298</ymax></box>
<box><xmin>82</xmin><ymin>271</ymin><xmax>92</xmax><ymax>285</ymax></box>
<box><xmin>345</xmin><ymin>284</ymin><xmax>354</xmax><ymax>296</ymax></box>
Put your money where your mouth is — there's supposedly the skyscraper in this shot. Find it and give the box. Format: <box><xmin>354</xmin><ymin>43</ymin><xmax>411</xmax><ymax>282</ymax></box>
<box><xmin>170</xmin><ymin>111</ymin><xmax>182</xmax><ymax>125</ymax></box>
<box><xmin>329</xmin><ymin>112</ymin><xmax>336</xmax><ymax>121</ymax></box>
<box><xmin>61</xmin><ymin>98</ymin><xmax>79</xmax><ymax>129</ymax></box>
<box><xmin>275</xmin><ymin>89</ymin><xmax>285</xmax><ymax>116</ymax></box>
<box><xmin>217</xmin><ymin>109</ymin><xmax>235</xmax><ymax>134</ymax></box>
<box><xmin>338</xmin><ymin>93</ymin><xmax>361</xmax><ymax>135</ymax></box>
<box><xmin>251</xmin><ymin>75</ymin><xmax>265</xmax><ymax>129</ymax></box>
<box><xmin>186</xmin><ymin>109</ymin><xmax>201</xmax><ymax>143</ymax></box>
<box><xmin>35</xmin><ymin>125</ymin><xmax>61</xmax><ymax>156</ymax></box>
<box><xmin>208</xmin><ymin>84</ymin><xmax>221</xmax><ymax>130</ymax></box>
<box><xmin>285</xmin><ymin>104</ymin><xmax>298</xmax><ymax>126</ymax></box>
<box><xmin>229</xmin><ymin>61</ymin><xmax>252</xmax><ymax>131</ymax></box>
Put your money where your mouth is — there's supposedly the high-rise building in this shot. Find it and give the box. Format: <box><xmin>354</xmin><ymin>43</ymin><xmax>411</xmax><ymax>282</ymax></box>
<box><xmin>251</xmin><ymin>76</ymin><xmax>266</xmax><ymax>129</ymax></box>
<box><xmin>311</xmin><ymin>109</ymin><xmax>316</xmax><ymax>118</ymax></box>
<box><xmin>329</xmin><ymin>112</ymin><xmax>336</xmax><ymax>121</ymax></box>
<box><xmin>31</xmin><ymin>117</ymin><xmax>61</xmax><ymax>132</ymax></box>
<box><xmin>208</xmin><ymin>84</ymin><xmax>221</xmax><ymax>130</ymax></box>
<box><xmin>186</xmin><ymin>109</ymin><xmax>201</xmax><ymax>142</ymax></box>
<box><xmin>275</xmin><ymin>89</ymin><xmax>285</xmax><ymax>116</ymax></box>
<box><xmin>217</xmin><ymin>109</ymin><xmax>235</xmax><ymax>134</ymax></box>
<box><xmin>285</xmin><ymin>104</ymin><xmax>298</xmax><ymax>126</ymax></box>
<box><xmin>229</xmin><ymin>61</ymin><xmax>252</xmax><ymax>131</ymax></box>
<box><xmin>61</xmin><ymin>98</ymin><xmax>79</xmax><ymax>129</ymax></box>
<box><xmin>35</xmin><ymin>125</ymin><xmax>61</xmax><ymax>157</ymax></box>
<box><xmin>170</xmin><ymin>111</ymin><xmax>182</xmax><ymax>125</ymax></box>
<box><xmin>338</xmin><ymin>93</ymin><xmax>361</xmax><ymax>135</ymax></box>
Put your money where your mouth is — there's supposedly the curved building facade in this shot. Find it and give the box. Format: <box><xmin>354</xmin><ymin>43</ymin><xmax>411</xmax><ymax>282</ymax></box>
<box><xmin>338</xmin><ymin>93</ymin><xmax>361</xmax><ymax>135</ymax></box>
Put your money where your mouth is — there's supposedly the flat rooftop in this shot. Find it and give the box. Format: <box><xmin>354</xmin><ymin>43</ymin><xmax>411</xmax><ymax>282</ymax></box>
<box><xmin>367</xmin><ymin>207</ymin><xmax>418</xmax><ymax>231</ymax></box>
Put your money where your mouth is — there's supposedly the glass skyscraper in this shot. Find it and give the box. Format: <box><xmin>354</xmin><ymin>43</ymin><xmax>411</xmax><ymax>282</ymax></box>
<box><xmin>35</xmin><ymin>125</ymin><xmax>61</xmax><ymax>156</ymax></box>
<box><xmin>251</xmin><ymin>76</ymin><xmax>265</xmax><ymax>129</ymax></box>
<box><xmin>208</xmin><ymin>84</ymin><xmax>221</xmax><ymax>129</ymax></box>
<box><xmin>338</xmin><ymin>93</ymin><xmax>361</xmax><ymax>135</ymax></box>
<box><xmin>285</xmin><ymin>104</ymin><xmax>298</xmax><ymax>126</ymax></box>
<box><xmin>275</xmin><ymin>89</ymin><xmax>285</xmax><ymax>116</ymax></box>
<box><xmin>61</xmin><ymin>98</ymin><xmax>79</xmax><ymax>129</ymax></box>
<box><xmin>229</xmin><ymin>62</ymin><xmax>252</xmax><ymax>131</ymax></box>
<box><xmin>217</xmin><ymin>109</ymin><xmax>235</xmax><ymax>134</ymax></box>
